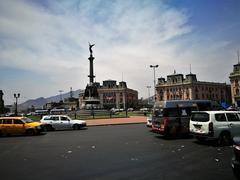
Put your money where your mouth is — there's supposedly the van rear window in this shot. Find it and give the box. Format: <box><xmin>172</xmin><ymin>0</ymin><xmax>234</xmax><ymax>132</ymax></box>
<box><xmin>191</xmin><ymin>113</ymin><xmax>209</xmax><ymax>122</ymax></box>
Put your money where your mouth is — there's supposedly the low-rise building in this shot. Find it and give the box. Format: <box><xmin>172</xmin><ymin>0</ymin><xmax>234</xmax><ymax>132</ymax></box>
<box><xmin>98</xmin><ymin>80</ymin><xmax>138</xmax><ymax>109</ymax></box>
<box><xmin>79</xmin><ymin>80</ymin><xmax>138</xmax><ymax>109</ymax></box>
<box><xmin>156</xmin><ymin>72</ymin><xmax>231</xmax><ymax>104</ymax></box>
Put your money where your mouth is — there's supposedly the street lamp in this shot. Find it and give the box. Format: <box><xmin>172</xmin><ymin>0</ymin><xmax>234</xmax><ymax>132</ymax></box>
<box><xmin>150</xmin><ymin>65</ymin><xmax>159</xmax><ymax>102</ymax></box>
<box><xmin>125</xmin><ymin>87</ymin><xmax>128</xmax><ymax>118</ymax></box>
<box><xmin>14</xmin><ymin>93</ymin><xmax>20</xmax><ymax>115</ymax></box>
<box><xmin>146</xmin><ymin>86</ymin><xmax>151</xmax><ymax>105</ymax></box>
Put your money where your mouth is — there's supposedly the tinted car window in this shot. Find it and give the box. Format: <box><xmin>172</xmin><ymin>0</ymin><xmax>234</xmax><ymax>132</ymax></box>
<box><xmin>61</xmin><ymin>117</ymin><xmax>69</xmax><ymax>121</ymax></box>
<box><xmin>226</xmin><ymin>113</ymin><xmax>240</xmax><ymax>122</ymax></box>
<box><xmin>191</xmin><ymin>113</ymin><xmax>209</xmax><ymax>122</ymax></box>
<box><xmin>153</xmin><ymin>109</ymin><xmax>163</xmax><ymax>117</ymax></box>
<box><xmin>163</xmin><ymin>108</ymin><xmax>179</xmax><ymax>117</ymax></box>
<box><xmin>215</xmin><ymin>114</ymin><xmax>227</xmax><ymax>122</ymax></box>
<box><xmin>50</xmin><ymin>116</ymin><xmax>59</xmax><ymax>121</ymax></box>
<box><xmin>14</xmin><ymin>119</ymin><xmax>24</xmax><ymax>124</ymax></box>
<box><xmin>22</xmin><ymin>118</ymin><xmax>33</xmax><ymax>123</ymax></box>
<box><xmin>43</xmin><ymin>116</ymin><xmax>51</xmax><ymax>120</ymax></box>
<box><xmin>3</xmin><ymin>119</ymin><xmax>12</xmax><ymax>124</ymax></box>
<box><xmin>0</xmin><ymin>119</ymin><xmax>3</xmax><ymax>124</ymax></box>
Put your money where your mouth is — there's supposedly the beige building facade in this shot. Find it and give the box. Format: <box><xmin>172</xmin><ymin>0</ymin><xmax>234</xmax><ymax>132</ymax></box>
<box><xmin>229</xmin><ymin>63</ymin><xmax>240</xmax><ymax>106</ymax></box>
<box><xmin>156</xmin><ymin>72</ymin><xmax>231</xmax><ymax>103</ymax></box>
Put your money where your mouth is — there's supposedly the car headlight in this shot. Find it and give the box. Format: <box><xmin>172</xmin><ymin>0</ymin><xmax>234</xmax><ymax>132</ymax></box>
<box><xmin>36</xmin><ymin>126</ymin><xmax>41</xmax><ymax>129</ymax></box>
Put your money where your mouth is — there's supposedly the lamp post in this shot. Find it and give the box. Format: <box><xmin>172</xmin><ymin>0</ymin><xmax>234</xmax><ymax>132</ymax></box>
<box><xmin>125</xmin><ymin>87</ymin><xmax>128</xmax><ymax>118</ymax></box>
<box><xmin>14</xmin><ymin>93</ymin><xmax>20</xmax><ymax>116</ymax></box>
<box><xmin>146</xmin><ymin>86</ymin><xmax>151</xmax><ymax>105</ymax></box>
<box><xmin>150</xmin><ymin>65</ymin><xmax>159</xmax><ymax>102</ymax></box>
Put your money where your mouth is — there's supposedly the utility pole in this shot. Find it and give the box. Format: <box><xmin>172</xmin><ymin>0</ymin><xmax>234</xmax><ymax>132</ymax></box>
<box><xmin>150</xmin><ymin>65</ymin><xmax>159</xmax><ymax>103</ymax></box>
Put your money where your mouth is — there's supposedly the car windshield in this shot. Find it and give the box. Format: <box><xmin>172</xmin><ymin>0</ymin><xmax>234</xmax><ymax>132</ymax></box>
<box><xmin>21</xmin><ymin>117</ymin><xmax>33</xmax><ymax>123</ymax></box>
<box><xmin>152</xmin><ymin>108</ymin><xmax>163</xmax><ymax>117</ymax></box>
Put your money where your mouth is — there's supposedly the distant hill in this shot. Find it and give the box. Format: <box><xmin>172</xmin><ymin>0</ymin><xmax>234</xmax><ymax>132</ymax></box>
<box><xmin>19</xmin><ymin>89</ymin><xmax>84</xmax><ymax>110</ymax></box>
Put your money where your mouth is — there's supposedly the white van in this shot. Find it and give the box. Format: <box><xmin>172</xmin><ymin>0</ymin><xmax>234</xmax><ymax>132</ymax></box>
<box><xmin>190</xmin><ymin>111</ymin><xmax>240</xmax><ymax>145</ymax></box>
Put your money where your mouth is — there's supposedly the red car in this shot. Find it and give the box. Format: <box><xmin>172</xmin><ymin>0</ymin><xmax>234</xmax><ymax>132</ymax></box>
<box><xmin>232</xmin><ymin>136</ymin><xmax>240</xmax><ymax>179</ymax></box>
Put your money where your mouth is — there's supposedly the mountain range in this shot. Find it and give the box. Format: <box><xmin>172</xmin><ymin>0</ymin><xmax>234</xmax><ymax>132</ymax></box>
<box><xmin>19</xmin><ymin>89</ymin><xmax>83</xmax><ymax>110</ymax></box>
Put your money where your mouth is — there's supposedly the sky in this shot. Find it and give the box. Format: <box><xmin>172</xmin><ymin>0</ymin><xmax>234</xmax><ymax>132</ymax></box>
<box><xmin>0</xmin><ymin>0</ymin><xmax>240</xmax><ymax>105</ymax></box>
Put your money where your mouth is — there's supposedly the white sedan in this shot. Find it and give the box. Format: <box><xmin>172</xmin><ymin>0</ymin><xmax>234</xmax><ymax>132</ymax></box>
<box><xmin>40</xmin><ymin>115</ymin><xmax>86</xmax><ymax>131</ymax></box>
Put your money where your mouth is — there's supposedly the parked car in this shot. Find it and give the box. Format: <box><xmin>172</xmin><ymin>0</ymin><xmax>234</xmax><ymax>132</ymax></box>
<box><xmin>190</xmin><ymin>111</ymin><xmax>240</xmax><ymax>145</ymax></box>
<box><xmin>232</xmin><ymin>136</ymin><xmax>240</xmax><ymax>179</ymax></box>
<box><xmin>0</xmin><ymin>117</ymin><xmax>44</xmax><ymax>136</ymax></box>
<box><xmin>151</xmin><ymin>100</ymin><xmax>221</xmax><ymax>137</ymax></box>
<box><xmin>127</xmin><ymin>108</ymin><xmax>134</xmax><ymax>112</ymax></box>
<box><xmin>146</xmin><ymin>115</ymin><xmax>152</xmax><ymax>128</ymax></box>
<box><xmin>40</xmin><ymin>115</ymin><xmax>86</xmax><ymax>131</ymax></box>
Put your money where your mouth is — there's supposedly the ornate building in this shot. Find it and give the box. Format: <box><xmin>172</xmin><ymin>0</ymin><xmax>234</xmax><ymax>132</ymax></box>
<box><xmin>79</xmin><ymin>80</ymin><xmax>138</xmax><ymax>109</ymax></box>
<box><xmin>156</xmin><ymin>72</ymin><xmax>231</xmax><ymax>103</ymax></box>
<box><xmin>229</xmin><ymin>62</ymin><xmax>240</xmax><ymax>106</ymax></box>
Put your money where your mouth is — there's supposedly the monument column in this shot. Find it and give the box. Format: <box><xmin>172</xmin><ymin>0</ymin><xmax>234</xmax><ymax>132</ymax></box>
<box><xmin>88</xmin><ymin>55</ymin><xmax>95</xmax><ymax>84</ymax></box>
<box><xmin>83</xmin><ymin>43</ymin><xmax>100</xmax><ymax>109</ymax></box>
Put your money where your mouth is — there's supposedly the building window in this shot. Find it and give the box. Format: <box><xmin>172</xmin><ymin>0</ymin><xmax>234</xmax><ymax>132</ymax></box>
<box><xmin>196</xmin><ymin>94</ymin><xmax>199</xmax><ymax>99</ymax></box>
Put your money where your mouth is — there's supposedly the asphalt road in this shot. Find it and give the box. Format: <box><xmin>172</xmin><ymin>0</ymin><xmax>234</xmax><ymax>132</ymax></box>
<box><xmin>0</xmin><ymin>124</ymin><xmax>236</xmax><ymax>180</ymax></box>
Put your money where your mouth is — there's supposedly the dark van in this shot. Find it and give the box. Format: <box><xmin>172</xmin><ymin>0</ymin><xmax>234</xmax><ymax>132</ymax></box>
<box><xmin>151</xmin><ymin>100</ymin><xmax>222</xmax><ymax>137</ymax></box>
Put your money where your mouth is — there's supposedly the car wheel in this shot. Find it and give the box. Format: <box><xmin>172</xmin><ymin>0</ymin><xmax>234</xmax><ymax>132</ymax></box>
<box><xmin>218</xmin><ymin>132</ymin><xmax>232</xmax><ymax>146</ymax></box>
<box><xmin>46</xmin><ymin>125</ymin><xmax>54</xmax><ymax>131</ymax></box>
<box><xmin>196</xmin><ymin>137</ymin><xmax>206</xmax><ymax>142</ymax></box>
<box><xmin>73</xmin><ymin>124</ymin><xmax>80</xmax><ymax>130</ymax></box>
<box><xmin>26</xmin><ymin>129</ymin><xmax>35</xmax><ymax>136</ymax></box>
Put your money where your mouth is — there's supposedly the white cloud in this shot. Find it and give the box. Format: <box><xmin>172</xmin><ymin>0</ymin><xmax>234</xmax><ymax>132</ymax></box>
<box><xmin>0</xmin><ymin>0</ymin><xmax>237</xmax><ymax>104</ymax></box>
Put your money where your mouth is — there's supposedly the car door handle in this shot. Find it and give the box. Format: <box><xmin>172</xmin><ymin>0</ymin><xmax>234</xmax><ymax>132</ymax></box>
<box><xmin>229</xmin><ymin>123</ymin><xmax>233</xmax><ymax>127</ymax></box>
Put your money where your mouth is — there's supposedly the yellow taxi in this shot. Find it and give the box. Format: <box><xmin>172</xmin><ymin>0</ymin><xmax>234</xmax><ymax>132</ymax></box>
<box><xmin>0</xmin><ymin>117</ymin><xmax>44</xmax><ymax>136</ymax></box>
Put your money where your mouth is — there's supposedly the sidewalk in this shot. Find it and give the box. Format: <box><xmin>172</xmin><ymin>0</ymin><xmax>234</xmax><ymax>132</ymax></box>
<box><xmin>85</xmin><ymin>116</ymin><xmax>147</xmax><ymax>126</ymax></box>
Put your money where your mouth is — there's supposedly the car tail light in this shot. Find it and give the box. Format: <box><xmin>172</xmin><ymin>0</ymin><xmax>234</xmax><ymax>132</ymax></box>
<box><xmin>163</xmin><ymin>117</ymin><xmax>169</xmax><ymax>127</ymax></box>
<box><xmin>208</xmin><ymin>122</ymin><xmax>214</xmax><ymax>136</ymax></box>
<box><xmin>233</xmin><ymin>144</ymin><xmax>240</xmax><ymax>151</ymax></box>
<box><xmin>233</xmin><ymin>144</ymin><xmax>240</xmax><ymax>160</ymax></box>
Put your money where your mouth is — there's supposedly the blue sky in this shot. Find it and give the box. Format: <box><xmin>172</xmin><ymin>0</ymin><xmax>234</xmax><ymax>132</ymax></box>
<box><xmin>0</xmin><ymin>0</ymin><xmax>239</xmax><ymax>105</ymax></box>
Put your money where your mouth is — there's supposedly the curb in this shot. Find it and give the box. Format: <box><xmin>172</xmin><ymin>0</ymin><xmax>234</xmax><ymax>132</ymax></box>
<box><xmin>86</xmin><ymin>122</ymin><xmax>146</xmax><ymax>127</ymax></box>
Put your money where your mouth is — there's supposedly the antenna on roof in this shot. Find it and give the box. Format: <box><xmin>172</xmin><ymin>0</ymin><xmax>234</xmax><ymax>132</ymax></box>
<box><xmin>122</xmin><ymin>72</ymin><xmax>123</xmax><ymax>82</ymax></box>
<box><xmin>190</xmin><ymin>64</ymin><xmax>192</xmax><ymax>74</ymax></box>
